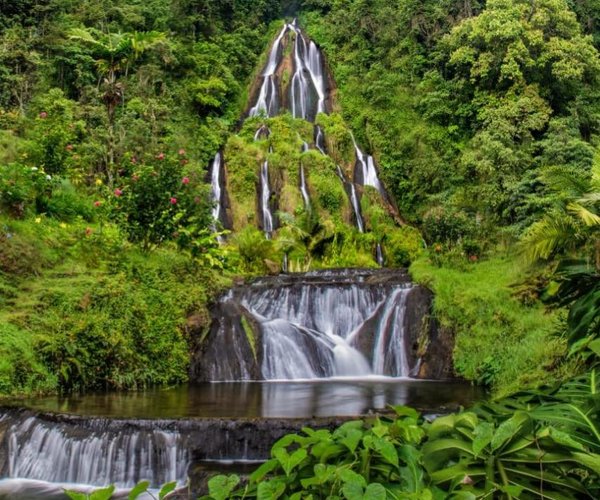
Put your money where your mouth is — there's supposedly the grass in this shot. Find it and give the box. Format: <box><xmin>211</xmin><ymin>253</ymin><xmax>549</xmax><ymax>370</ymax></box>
<box><xmin>0</xmin><ymin>215</ymin><xmax>226</xmax><ymax>396</ymax></box>
<box><xmin>410</xmin><ymin>252</ymin><xmax>575</xmax><ymax>396</ymax></box>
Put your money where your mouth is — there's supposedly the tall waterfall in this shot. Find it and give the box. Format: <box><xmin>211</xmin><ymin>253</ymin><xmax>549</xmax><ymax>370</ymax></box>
<box><xmin>198</xmin><ymin>270</ymin><xmax>420</xmax><ymax>381</ymax></box>
<box><xmin>209</xmin><ymin>152</ymin><xmax>224</xmax><ymax>241</ymax></box>
<box><xmin>260</xmin><ymin>159</ymin><xmax>274</xmax><ymax>238</ymax></box>
<box><xmin>249</xmin><ymin>24</ymin><xmax>288</xmax><ymax>117</ymax></box>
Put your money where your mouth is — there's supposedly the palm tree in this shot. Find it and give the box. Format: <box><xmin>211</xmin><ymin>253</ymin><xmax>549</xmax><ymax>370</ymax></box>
<box><xmin>69</xmin><ymin>28</ymin><xmax>165</xmax><ymax>182</ymax></box>
<box><xmin>521</xmin><ymin>157</ymin><xmax>600</xmax><ymax>268</ymax></box>
<box><xmin>521</xmin><ymin>154</ymin><xmax>600</xmax><ymax>358</ymax></box>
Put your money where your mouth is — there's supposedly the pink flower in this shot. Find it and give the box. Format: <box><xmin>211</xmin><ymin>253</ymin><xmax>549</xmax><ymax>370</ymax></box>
<box><xmin>178</xmin><ymin>148</ymin><xmax>186</xmax><ymax>156</ymax></box>
<box><xmin>94</xmin><ymin>201</ymin><xmax>102</xmax><ymax>207</ymax></box>
<box><xmin>182</xmin><ymin>176</ymin><xmax>190</xmax><ymax>185</ymax></box>
<box><xmin>66</xmin><ymin>144</ymin><xmax>73</xmax><ymax>151</ymax></box>
<box><xmin>469</xmin><ymin>255</ymin><xmax>478</xmax><ymax>262</ymax></box>
<box><xmin>131</xmin><ymin>156</ymin><xmax>138</xmax><ymax>165</ymax></box>
<box><xmin>156</xmin><ymin>152</ymin><xmax>165</xmax><ymax>160</ymax></box>
<box><xmin>39</xmin><ymin>111</ymin><xmax>47</xmax><ymax>119</ymax></box>
<box><xmin>170</xmin><ymin>197</ymin><xmax>177</xmax><ymax>205</ymax></box>
<box><xmin>114</xmin><ymin>188</ymin><xmax>123</xmax><ymax>197</ymax></box>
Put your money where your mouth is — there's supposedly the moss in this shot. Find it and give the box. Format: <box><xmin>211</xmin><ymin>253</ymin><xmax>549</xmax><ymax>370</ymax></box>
<box><xmin>241</xmin><ymin>316</ymin><xmax>258</xmax><ymax>361</ymax></box>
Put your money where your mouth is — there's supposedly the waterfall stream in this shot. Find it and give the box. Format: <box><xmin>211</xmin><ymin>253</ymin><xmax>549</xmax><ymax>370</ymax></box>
<box><xmin>260</xmin><ymin>160</ymin><xmax>274</xmax><ymax>238</ymax></box>
<box><xmin>199</xmin><ymin>270</ymin><xmax>420</xmax><ymax>381</ymax></box>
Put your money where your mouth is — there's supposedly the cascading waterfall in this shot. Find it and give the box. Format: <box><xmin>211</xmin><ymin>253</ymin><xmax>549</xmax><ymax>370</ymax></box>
<box><xmin>260</xmin><ymin>160</ymin><xmax>274</xmax><ymax>238</ymax></box>
<box><xmin>299</xmin><ymin>163</ymin><xmax>311</xmax><ymax>210</ymax></box>
<box><xmin>200</xmin><ymin>270</ymin><xmax>418</xmax><ymax>381</ymax></box>
<box><xmin>249</xmin><ymin>24</ymin><xmax>288</xmax><ymax>117</ymax></box>
<box><xmin>335</xmin><ymin>165</ymin><xmax>365</xmax><ymax>233</ymax></box>
<box><xmin>6</xmin><ymin>416</ymin><xmax>188</xmax><ymax>488</ymax></box>
<box><xmin>352</xmin><ymin>135</ymin><xmax>385</xmax><ymax>196</ymax></box>
<box><xmin>209</xmin><ymin>152</ymin><xmax>224</xmax><ymax>242</ymax></box>
<box><xmin>290</xmin><ymin>27</ymin><xmax>313</xmax><ymax>120</ymax></box>
<box><xmin>376</xmin><ymin>243</ymin><xmax>385</xmax><ymax>267</ymax></box>
<box><xmin>315</xmin><ymin>125</ymin><xmax>326</xmax><ymax>154</ymax></box>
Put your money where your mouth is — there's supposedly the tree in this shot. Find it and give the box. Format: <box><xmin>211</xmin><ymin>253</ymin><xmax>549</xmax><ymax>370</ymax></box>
<box><xmin>69</xmin><ymin>27</ymin><xmax>165</xmax><ymax>182</ymax></box>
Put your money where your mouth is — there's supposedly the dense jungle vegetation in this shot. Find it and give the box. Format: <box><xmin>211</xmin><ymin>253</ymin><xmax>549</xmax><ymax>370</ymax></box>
<box><xmin>2</xmin><ymin>0</ymin><xmax>600</xmax><ymax>497</ymax></box>
<box><xmin>0</xmin><ymin>0</ymin><xmax>599</xmax><ymax>400</ymax></box>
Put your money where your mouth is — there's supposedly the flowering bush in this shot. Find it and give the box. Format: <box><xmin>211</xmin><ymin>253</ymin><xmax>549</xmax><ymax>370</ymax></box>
<box><xmin>109</xmin><ymin>152</ymin><xmax>212</xmax><ymax>249</ymax></box>
<box><xmin>0</xmin><ymin>163</ymin><xmax>52</xmax><ymax>217</ymax></box>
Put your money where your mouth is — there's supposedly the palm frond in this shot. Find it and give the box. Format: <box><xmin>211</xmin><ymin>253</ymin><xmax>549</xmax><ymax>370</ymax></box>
<box><xmin>520</xmin><ymin>213</ymin><xmax>581</xmax><ymax>263</ymax></box>
<box><xmin>568</xmin><ymin>202</ymin><xmax>600</xmax><ymax>227</ymax></box>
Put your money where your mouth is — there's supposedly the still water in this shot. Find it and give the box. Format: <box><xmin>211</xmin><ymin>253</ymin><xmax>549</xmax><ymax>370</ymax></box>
<box><xmin>12</xmin><ymin>379</ymin><xmax>483</xmax><ymax>419</ymax></box>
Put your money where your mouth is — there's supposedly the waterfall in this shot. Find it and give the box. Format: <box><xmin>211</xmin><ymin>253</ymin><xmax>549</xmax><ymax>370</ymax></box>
<box><xmin>6</xmin><ymin>416</ymin><xmax>188</xmax><ymax>488</ymax></box>
<box><xmin>199</xmin><ymin>270</ymin><xmax>418</xmax><ymax>381</ymax></box>
<box><xmin>254</xmin><ymin>125</ymin><xmax>270</xmax><ymax>141</ymax></box>
<box><xmin>306</xmin><ymin>41</ymin><xmax>326</xmax><ymax>114</ymax></box>
<box><xmin>348</xmin><ymin>183</ymin><xmax>365</xmax><ymax>233</ymax></box>
<box><xmin>335</xmin><ymin>165</ymin><xmax>364</xmax><ymax>233</ymax></box>
<box><xmin>209</xmin><ymin>152</ymin><xmax>224</xmax><ymax>242</ymax></box>
<box><xmin>315</xmin><ymin>125</ymin><xmax>326</xmax><ymax>154</ymax></box>
<box><xmin>376</xmin><ymin>243</ymin><xmax>385</xmax><ymax>267</ymax></box>
<box><xmin>299</xmin><ymin>163</ymin><xmax>311</xmax><ymax>210</ymax></box>
<box><xmin>371</xmin><ymin>289</ymin><xmax>410</xmax><ymax>376</ymax></box>
<box><xmin>290</xmin><ymin>29</ymin><xmax>312</xmax><ymax>120</ymax></box>
<box><xmin>260</xmin><ymin>160</ymin><xmax>274</xmax><ymax>238</ymax></box>
<box><xmin>352</xmin><ymin>135</ymin><xmax>385</xmax><ymax>196</ymax></box>
<box><xmin>249</xmin><ymin>23</ymin><xmax>288</xmax><ymax>117</ymax></box>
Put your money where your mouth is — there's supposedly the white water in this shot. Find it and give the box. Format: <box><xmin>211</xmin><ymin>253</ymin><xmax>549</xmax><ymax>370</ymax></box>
<box><xmin>352</xmin><ymin>135</ymin><xmax>385</xmax><ymax>196</ymax></box>
<box><xmin>299</xmin><ymin>163</ymin><xmax>311</xmax><ymax>209</ymax></box>
<box><xmin>260</xmin><ymin>160</ymin><xmax>274</xmax><ymax>238</ymax></box>
<box><xmin>209</xmin><ymin>152</ymin><xmax>224</xmax><ymax>242</ymax></box>
<box><xmin>203</xmin><ymin>271</ymin><xmax>416</xmax><ymax>380</ymax></box>
<box><xmin>249</xmin><ymin>24</ymin><xmax>288</xmax><ymax>117</ymax></box>
<box><xmin>315</xmin><ymin>125</ymin><xmax>326</xmax><ymax>154</ymax></box>
<box><xmin>376</xmin><ymin>243</ymin><xmax>385</xmax><ymax>267</ymax></box>
<box><xmin>7</xmin><ymin>417</ymin><xmax>188</xmax><ymax>488</ymax></box>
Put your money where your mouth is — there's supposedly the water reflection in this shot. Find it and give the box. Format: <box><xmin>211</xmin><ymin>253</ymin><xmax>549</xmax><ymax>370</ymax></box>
<box><xmin>12</xmin><ymin>380</ymin><xmax>484</xmax><ymax>419</ymax></box>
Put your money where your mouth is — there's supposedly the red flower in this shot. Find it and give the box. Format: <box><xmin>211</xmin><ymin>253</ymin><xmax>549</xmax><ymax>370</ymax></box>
<box><xmin>94</xmin><ymin>201</ymin><xmax>102</xmax><ymax>207</ymax></box>
<box><xmin>178</xmin><ymin>148</ymin><xmax>186</xmax><ymax>156</ymax></box>
<box><xmin>170</xmin><ymin>197</ymin><xmax>177</xmax><ymax>205</ymax></box>
<box><xmin>114</xmin><ymin>188</ymin><xmax>123</xmax><ymax>197</ymax></box>
<box><xmin>39</xmin><ymin>111</ymin><xmax>47</xmax><ymax>119</ymax></box>
<box><xmin>66</xmin><ymin>144</ymin><xmax>73</xmax><ymax>151</ymax></box>
<box><xmin>182</xmin><ymin>176</ymin><xmax>190</xmax><ymax>185</ymax></box>
<box><xmin>85</xmin><ymin>227</ymin><xmax>93</xmax><ymax>236</ymax></box>
<box><xmin>469</xmin><ymin>255</ymin><xmax>478</xmax><ymax>262</ymax></box>
<box><xmin>156</xmin><ymin>152</ymin><xmax>165</xmax><ymax>160</ymax></box>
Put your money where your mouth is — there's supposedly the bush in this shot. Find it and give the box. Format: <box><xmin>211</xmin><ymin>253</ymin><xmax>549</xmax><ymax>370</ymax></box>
<box><xmin>0</xmin><ymin>163</ymin><xmax>50</xmax><ymax>217</ymax></box>
<box><xmin>109</xmin><ymin>152</ymin><xmax>212</xmax><ymax>249</ymax></box>
<box><xmin>0</xmin><ymin>322</ymin><xmax>57</xmax><ymax>395</ymax></box>
<box><xmin>385</xmin><ymin>226</ymin><xmax>424</xmax><ymax>267</ymax></box>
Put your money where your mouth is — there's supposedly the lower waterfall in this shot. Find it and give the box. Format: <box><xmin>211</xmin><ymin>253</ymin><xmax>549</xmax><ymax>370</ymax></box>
<box><xmin>195</xmin><ymin>269</ymin><xmax>425</xmax><ymax>382</ymax></box>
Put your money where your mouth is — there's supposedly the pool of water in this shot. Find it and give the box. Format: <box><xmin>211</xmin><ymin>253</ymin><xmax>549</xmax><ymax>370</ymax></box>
<box><xmin>10</xmin><ymin>379</ymin><xmax>484</xmax><ymax>419</ymax></box>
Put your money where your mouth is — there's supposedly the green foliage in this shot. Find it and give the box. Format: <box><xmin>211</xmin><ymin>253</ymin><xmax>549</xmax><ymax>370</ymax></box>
<box><xmin>202</xmin><ymin>406</ymin><xmax>432</xmax><ymax>499</ymax></box>
<box><xmin>109</xmin><ymin>152</ymin><xmax>212</xmax><ymax>249</ymax></box>
<box><xmin>411</xmin><ymin>255</ymin><xmax>570</xmax><ymax>394</ymax></box>
<box><xmin>199</xmin><ymin>381</ymin><xmax>600</xmax><ymax>498</ymax></box>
